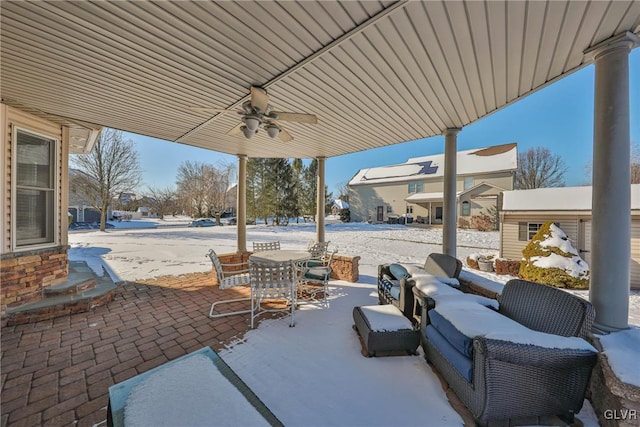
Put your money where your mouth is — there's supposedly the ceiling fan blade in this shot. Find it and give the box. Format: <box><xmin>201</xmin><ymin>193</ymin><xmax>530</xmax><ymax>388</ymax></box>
<box><xmin>226</xmin><ymin>122</ymin><xmax>244</xmax><ymax>136</ymax></box>
<box><xmin>189</xmin><ymin>107</ymin><xmax>239</xmax><ymax>114</ymax></box>
<box><xmin>278</xmin><ymin>127</ymin><xmax>293</xmax><ymax>142</ymax></box>
<box><xmin>250</xmin><ymin>86</ymin><xmax>269</xmax><ymax>113</ymax></box>
<box><xmin>271</xmin><ymin>111</ymin><xmax>318</xmax><ymax>125</ymax></box>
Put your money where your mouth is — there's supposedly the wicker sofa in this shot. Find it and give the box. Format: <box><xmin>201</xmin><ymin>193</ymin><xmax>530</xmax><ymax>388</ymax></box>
<box><xmin>377</xmin><ymin>253</ymin><xmax>462</xmax><ymax>319</ymax></box>
<box><xmin>414</xmin><ymin>278</ymin><xmax>598</xmax><ymax>426</ymax></box>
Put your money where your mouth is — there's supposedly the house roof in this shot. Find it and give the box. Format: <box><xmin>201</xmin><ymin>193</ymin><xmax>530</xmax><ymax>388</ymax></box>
<box><xmin>501</xmin><ymin>185</ymin><xmax>640</xmax><ymax>211</ymax></box>
<box><xmin>1</xmin><ymin>2</ymin><xmax>638</xmax><ymax>159</ymax></box>
<box><xmin>349</xmin><ymin>143</ymin><xmax>517</xmax><ymax>186</ymax></box>
<box><xmin>405</xmin><ymin>192</ymin><xmax>462</xmax><ymax>203</ymax></box>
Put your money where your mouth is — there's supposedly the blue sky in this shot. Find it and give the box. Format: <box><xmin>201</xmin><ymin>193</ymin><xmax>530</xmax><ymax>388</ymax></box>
<box><xmin>129</xmin><ymin>49</ymin><xmax>639</xmax><ymax>196</ymax></box>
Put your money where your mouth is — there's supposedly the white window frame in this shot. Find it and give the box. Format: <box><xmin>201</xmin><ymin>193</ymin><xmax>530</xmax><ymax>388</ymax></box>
<box><xmin>463</xmin><ymin>177</ymin><xmax>474</xmax><ymax>190</ymax></box>
<box><xmin>461</xmin><ymin>201</ymin><xmax>471</xmax><ymax>216</ymax></box>
<box><xmin>527</xmin><ymin>222</ymin><xmax>544</xmax><ymax>240</ymax></box>
<box><xmin>11</xmin><ymin>126</ymin><xmax>60</xmax><ymax>251</ymax></box>
<box><xmin>408</xmin><ymin>182</ymin><xmax>424</xmax><ymax>193</ymax></box>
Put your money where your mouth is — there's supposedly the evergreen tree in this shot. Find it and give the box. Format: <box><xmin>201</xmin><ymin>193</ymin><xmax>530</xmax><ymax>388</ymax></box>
<box><xmin>301</xmin><ymin>159</ymin><xmax>318</xmax><ymax>220</ymax></box>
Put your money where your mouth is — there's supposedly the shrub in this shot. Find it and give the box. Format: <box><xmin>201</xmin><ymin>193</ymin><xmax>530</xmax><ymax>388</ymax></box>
<box><xmin>495</xmin><ymin>259</ymin><xmax>521</xmax><ymax>276</ymax></box>
<box><xmin>339</xmin><ymin>208</ymin><xmax>351</xmax><ymax>223</ymax></box>
<box><xmin>519</xmin><ymin>221</ymin><xmax>589</xmax><ymax>289</ymax></box>
<box><xmin>470</xmin><ymin>212</ymin><xmax>496</xmax><ymax>231</ymax></box>
<box><xmin>458</xmin><ymin>217</ymin><xmax>470</xmax><ymax>229</ymax></box>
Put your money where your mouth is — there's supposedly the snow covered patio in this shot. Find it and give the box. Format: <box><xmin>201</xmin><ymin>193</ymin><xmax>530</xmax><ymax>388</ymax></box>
<box><xmin>4</xmin><ymin>221</ymin><xmax>638</xmax><ymax>426</ymax></box>
<box><xmin>0</xmin><ymin>263</ymin><xmax>596</xmax><ymax>427</ymax></box>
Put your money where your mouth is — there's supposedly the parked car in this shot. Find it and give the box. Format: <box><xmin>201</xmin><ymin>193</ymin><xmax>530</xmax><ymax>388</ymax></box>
<box><xmin>188</xmin><ymin>218</ymin><xmax>216</xmax><ymax>227</ymax></box>
<box><xmin>220</xmin><ymin>217</ymin><xmax>237</xmax><ymax>226</ymax></box>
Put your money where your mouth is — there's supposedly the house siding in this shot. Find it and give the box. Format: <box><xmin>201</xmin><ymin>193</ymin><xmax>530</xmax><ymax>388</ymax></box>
<box><xmin>350</xmin><ymin>171</ymin><xmax>513</xmax><ymax>223</ymax></box>
<box><xmin>500</xmin><ymin>211</ymin><xmax>640</xmax><ymax>289</ymax></box>
<box><xmin>0</xmin><ymin>105</ymin><xmax>73</xmax><ymax>314</ymax></box>
<box><xmin>1</xmin><ymin>105</ymin><xmax>66</xmax><ymax>253</ymax></box>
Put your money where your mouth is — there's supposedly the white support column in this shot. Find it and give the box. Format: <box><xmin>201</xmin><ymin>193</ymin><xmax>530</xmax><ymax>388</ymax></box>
<box><xmin>443</xmin><ymin>128</ymin><xmax>460</xmax><ymax>257</ymax></box>
<box><xmin>429</xmin><ymin>202</ymin><xmax>432</xmax><ymax>225</ymax></box>
<box><xmin>586</xmin><ymin>32</ymin><xmax>639</xmax><ymax>332</ymax></box>
<box><xmin>237</xmin><ymin>155</ymin><xmax>247</xmax><ymax>253</ymax></box>
<box><xmin>316</xmin><ymin>157</ymin><xmax>326</xmax><ymax>243</ymax></box>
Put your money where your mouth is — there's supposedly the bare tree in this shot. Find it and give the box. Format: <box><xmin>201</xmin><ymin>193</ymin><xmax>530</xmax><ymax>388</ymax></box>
<box><xmin>584</xmin><ymin>141</ymin><xmax>640</xmax><ymax>184</ymax></box>
<box><xmin>176</xmin><ymin>160</ymin><xmax>235</xmax><ymax>219</ymax></box>
<box><xmin>70</xmin><ymin>129</ymin><xmax>141</xmax><ymax>231</ymax></box>
<box><xmin>515</xmin><ymin>147</ymin><xmax>568</xmax><ymax>189</ymax></box>
<box><xmin>146</xmin><ymin>185</ymin><xmax>178</xmax><ymax>219</ymax></box>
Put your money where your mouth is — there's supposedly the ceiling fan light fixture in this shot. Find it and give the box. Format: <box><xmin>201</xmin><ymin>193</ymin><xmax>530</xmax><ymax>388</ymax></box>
<box><xmin>241</xmin><ymin>126</ymin><xmax>256</xmax><ymax>139</ymax></box>
<box><xmin>265</xmin><ymin>124</ymin><xmax>280</xmax><ymax>138</ymax></box>
<box><xmin>244</xmin><ymin>115</ymin><xmax>261</xmax><ymax>131</ymax></box>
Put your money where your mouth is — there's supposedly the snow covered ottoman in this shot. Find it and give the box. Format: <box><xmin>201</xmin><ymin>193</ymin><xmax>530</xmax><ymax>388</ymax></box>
<box><xmin>352</xmin><ymin>305</ymin><xmax>419</xmax><ymax>357</ymax></box>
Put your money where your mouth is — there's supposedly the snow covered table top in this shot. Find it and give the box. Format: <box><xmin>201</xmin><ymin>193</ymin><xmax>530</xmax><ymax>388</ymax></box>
<box><xmin>108</xmin><ymin>347</ymin><xmax>282</xmax><ymax>427</ymax></box>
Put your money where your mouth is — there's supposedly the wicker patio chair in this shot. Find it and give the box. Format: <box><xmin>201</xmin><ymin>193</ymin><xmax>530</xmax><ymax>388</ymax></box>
<box><xmin>249</xmin><ymin>259</ymin><xmax>297</xmax><ymax>328</ymax></box>
<box><xmin>252</xmin><ymin>241</ymin><xmax>281</xmax><ymax>252</ymax></box>
<box><xmin>207</xmin><ymin>249</ymin><xmax>252</xmax><ymax>319</ymax></box>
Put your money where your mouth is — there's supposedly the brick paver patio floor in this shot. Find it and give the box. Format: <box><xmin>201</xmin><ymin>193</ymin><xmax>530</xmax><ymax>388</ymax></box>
<box><xmin>1</xmin><ymin>272</ymin><xmax>263</xmax><ymax>427</ymax></box>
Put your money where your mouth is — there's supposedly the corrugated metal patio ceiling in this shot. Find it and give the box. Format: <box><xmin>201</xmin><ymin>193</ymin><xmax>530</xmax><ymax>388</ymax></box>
<box><xmin>1</xmin><ymin>1</ymin><xmax>639</xmax><ymax>159</ymax></box>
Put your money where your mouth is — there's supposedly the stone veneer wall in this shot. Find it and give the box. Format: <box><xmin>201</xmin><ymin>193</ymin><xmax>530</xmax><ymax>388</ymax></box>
<box><xmin>588</xmin><ymin>338</ymin><xmax>640</xmax><ymax>427</ymax></box>
<box><xmin>210</xmin><ymin>252</ymin><xmax>361</xmax><ymax>285</ymax></box>
<box><xmin>330</xmin><ymin>254</ymin><xmax>360</xmax><ymax>282</ymax></box>
<box><xmin>0</xmin><ymin>246</ymin><xmax>69</xmax><ymax>314</ymax></box>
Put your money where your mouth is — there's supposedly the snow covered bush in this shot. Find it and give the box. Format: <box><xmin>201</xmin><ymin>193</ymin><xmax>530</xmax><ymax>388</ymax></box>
<box><xmin>519</xmin><ymin>222</ymin><xmax>589</xmax><ymax>289</ymax></box>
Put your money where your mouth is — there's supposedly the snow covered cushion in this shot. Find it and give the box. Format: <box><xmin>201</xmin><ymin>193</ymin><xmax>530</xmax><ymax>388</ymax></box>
<box><xmin>436</xmin><ymin>277</ymin><xmax>460</xmax><ymax>288</ymax></box>
<box><xmin>432</xmin><ymin>299</ymin><xmax>597</xmax><ymax>352</ymax></box>
<box><xmin>429</xmin><ymin>308</ymin><xmax>474</xmax><ymax>357</ymax></box>
<box><xmin>414</xmin><ymin>276</ymin><xmax>464</xmax><ymax>300</ymax></box>
<box><xmin>360</xmin><ymin>305</ymin><xmax>414</xmax><ymax>332</ymax></box>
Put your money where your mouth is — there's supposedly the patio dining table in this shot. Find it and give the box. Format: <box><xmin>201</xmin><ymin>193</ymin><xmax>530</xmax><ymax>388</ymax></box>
<box><xmin>249</xmin><ymin>250</ymin><xmax>310</xmax><ymax>264</ymax></box>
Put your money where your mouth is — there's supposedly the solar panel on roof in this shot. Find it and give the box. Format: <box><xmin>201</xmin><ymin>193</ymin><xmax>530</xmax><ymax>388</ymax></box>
<box><xmin>418</xmin><ymin>161</ymin><xmax>438</xmax><ymax>175</ymax></box>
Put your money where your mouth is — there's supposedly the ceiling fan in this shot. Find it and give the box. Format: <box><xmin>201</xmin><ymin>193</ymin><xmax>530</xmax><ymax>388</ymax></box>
<box><xmin>190</xmin><ymin>86</ymin><xmax>318</xmax><ymax>142</ymax></box>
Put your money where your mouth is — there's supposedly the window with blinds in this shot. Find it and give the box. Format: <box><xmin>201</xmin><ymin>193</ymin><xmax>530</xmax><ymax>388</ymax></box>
<box><xmin>14</xmin><ymin>129</ymin><xmax>57</xmax><ymax>247</ymax></box>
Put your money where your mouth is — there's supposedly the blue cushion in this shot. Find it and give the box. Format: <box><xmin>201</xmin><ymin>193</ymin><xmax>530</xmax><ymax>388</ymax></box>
<box><xmin>389</xmin><ymin>284</ymin><xmax>401</xmax><ymax>300</ymax></box>
<box><xmin>306</xmin><ymin>260</ymin><xmax>324</xmax><ymax>268</ymax></box>
<box><xmin>304</xmin><ymin>267</ymin><xmax>329</xmax><ymax>281</ymax></box>
<box><xmin>379</xmin><ymin>276</ymin><xmax>397</xmax><ymax>291</ymax></box>
<box><xmin>429</xmin><ymin>308</ymin><xmax>473</xmax><ymax>357</ymax></box>
<box><xmin>426</xmin><ymin>325</ymin><xmax>472</xmax><ymax>382</ymax></box>
<box><xmin>389</xmin><ymin>263</ymin><xmax>410</xmax><ymax>280</ymax></box>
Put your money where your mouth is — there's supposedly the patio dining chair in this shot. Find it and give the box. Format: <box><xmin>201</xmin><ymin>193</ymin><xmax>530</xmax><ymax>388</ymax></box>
<box><xmin>249</xmin><ymin>259</ymin><xmax>297</xmax><ymax>328</ymax></box>
<box><xmin>297</xmin><ymin>248</ymin><xmax>337</xmax><ymax>307</ymax></box>
<box><xmin>252</xmin><ymin>241</ymin><xmax>281</xmax><ymax>252</ymax></box>
<box><xmin>306</xmin><ymin>241</ymin><xmax>330</xmax><ymax>267</ymax></box>
<box><xmin>207</xmin><ymin>249</ymin><xmax>252</xmax><ymax>319</ymax></box>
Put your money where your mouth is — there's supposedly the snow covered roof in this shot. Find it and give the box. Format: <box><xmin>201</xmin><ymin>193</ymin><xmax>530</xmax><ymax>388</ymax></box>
<box><xmin>333</xmin><ymin>199</ymin><xmax>349</xmax><ymax>209</ymax></box>
<box><xmin>501</xmin><ymin>185</ymin><xmax>640</xmax><ymax>211</ymax></box>
<box><xmin>349</xmin><ymin>143</ymin><xmax>517</xmax><ymax>186</ymax></box>
<box><xmin>405</xmin><ymin>192</ymin><xmax>461</xmax><ymax>203</ymax></box>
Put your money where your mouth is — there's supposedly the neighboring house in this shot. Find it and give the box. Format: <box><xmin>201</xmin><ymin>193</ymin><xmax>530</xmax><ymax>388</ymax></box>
<box><xmin>331</xmin><ymin>198</ymin><xmax>349</xmax><ymax>215</ymax></box>
<box><xmin>225</xmin><ymin>183</ymin><xmax>237</xmax><ymax>215</ymax></box>
<box><xmin>68</xmin><ymin>168</ymin><xmax>101</xmax><ymax>223</ymax></box>
<box><xmin>499</xmin><ymin>185</ymin><xmax>640</xmax><ymax>289</ymax></box>
<box><xmin>0</xmin><ymin>103</ymin><xmax>100</xmax><ymax>314</ymax></box>
<box><xmin>348</xmin><ymin>143</ymin><xmax>517</xmax><ymax>224</ymax></box>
